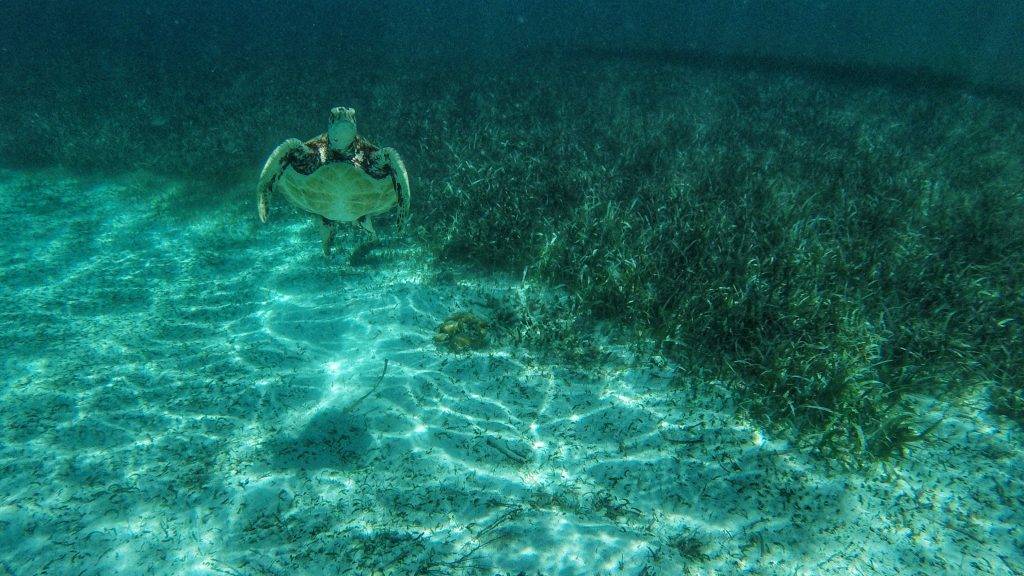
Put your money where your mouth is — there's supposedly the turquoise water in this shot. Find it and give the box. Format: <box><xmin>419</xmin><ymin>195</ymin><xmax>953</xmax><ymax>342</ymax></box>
<box><xmin>2</xmin><ymin>2</ymin><xmax>1024</xmax><ymax>573</ymax></box>
<box><xmin>1</xmin><ymin>169</ymin><xmax>1022</xmax><ymax>574</ymax></box>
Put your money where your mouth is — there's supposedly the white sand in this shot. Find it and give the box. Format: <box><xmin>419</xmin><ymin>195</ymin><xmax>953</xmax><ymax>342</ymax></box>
<box><xmin>1</xmin><ymin>169</ymin><xmax>1021</xmax><ymax>575</ymax></box>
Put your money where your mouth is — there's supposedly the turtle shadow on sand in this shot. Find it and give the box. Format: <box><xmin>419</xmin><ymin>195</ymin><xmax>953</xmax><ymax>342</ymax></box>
<box><xmin>345</xmin><ymin>237</ymin><xmax>418</xmax><ymax>267</ymax></box>
<box><xmin>348</xmin><ymin>240</ymin><xmax>387</xmax><ymax>267</ymax></box>
<box><xmin>265</xmin><ymin>409</ymin><xmax>375</xmax><ymax>470</ymax></box>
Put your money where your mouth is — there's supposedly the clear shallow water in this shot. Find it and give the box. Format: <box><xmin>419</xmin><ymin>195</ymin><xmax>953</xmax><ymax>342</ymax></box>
<box><xmin>2</xmin><ymin>2</ymin><xmax>1024</xmax><ymax>573</ymax></box>
<box><xmin>1</xmin><ymin>169</ymin><xmax>1022</xmax><ymax>574</ymax></box>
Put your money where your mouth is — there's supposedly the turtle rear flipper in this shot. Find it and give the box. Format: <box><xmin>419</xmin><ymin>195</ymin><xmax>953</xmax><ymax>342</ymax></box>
<box><xmin>320</xmin><ymin>217</ymin><xmax>338</xmax><ymax>256</ymax></box>
<box><xmin>356</xmin><ymin>215</ymin><xmax>378</xmax><ymax>240</ymax></box>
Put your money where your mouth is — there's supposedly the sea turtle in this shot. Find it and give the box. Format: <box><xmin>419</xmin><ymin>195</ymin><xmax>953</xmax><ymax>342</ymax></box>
<box><xmin>257</xmin><ymin>106</ymin><xmax>410</xmax><ymax>255</ymax></box>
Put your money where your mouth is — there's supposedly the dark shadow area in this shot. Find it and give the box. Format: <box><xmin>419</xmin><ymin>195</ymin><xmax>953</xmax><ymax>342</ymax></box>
<box><xmin>348</xmin><ymin>239</ymin><xmax>414</xmax><ymax>267</ymax></box>
<box><xmin>562</xmin><ymin>46</ymin><xmax>1024</xmax><ymax>101</ymax></box>
<box><xmin>267</xmin><ymin>409</ymin><xmax>374</xmax><ymax>470</ymax></box>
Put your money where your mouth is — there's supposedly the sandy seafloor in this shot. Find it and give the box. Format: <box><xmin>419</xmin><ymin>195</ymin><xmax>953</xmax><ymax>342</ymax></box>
<box><xmin>0</xmin><ymin>168</ymin><xmax>1022</xmax><ymax>575</ymax></box>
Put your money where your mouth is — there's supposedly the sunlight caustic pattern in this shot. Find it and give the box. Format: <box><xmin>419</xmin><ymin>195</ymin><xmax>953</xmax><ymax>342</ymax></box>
<box><xmin>0</xmin><ymin>170</ymin><xmax>1021</xmax><ymax>574</ymax></box>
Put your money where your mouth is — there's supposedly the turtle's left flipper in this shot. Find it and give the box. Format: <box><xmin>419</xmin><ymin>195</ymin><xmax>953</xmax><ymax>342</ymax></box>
<box><xmin>257</xmin><ymin>138</ymin><xmax>308</xmax><ymax>223</ymax></box>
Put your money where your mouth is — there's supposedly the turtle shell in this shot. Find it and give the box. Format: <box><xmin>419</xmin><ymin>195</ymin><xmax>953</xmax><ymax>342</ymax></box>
<box><xmin>276</xmin><ymin>136</ymin><xmax>399</xmax><ymax>223</ymax></box>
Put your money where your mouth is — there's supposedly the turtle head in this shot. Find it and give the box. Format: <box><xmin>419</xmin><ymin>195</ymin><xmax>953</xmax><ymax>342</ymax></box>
<box><xmin>327</xmin><ymin>106</ymin><xmax>358</xmax><ymax>150</ymax></box>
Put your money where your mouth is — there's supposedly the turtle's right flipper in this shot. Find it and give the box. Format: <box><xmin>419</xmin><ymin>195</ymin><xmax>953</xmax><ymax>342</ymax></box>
<box><xmin>257</xmin><ymin>138</ymin><xmax>307</xmax><ymax>223</ymax></box>
<box><xmin>378</xmin><ymin>147</ymin><xmax>411</xmax><ymax>232</ymax></box>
